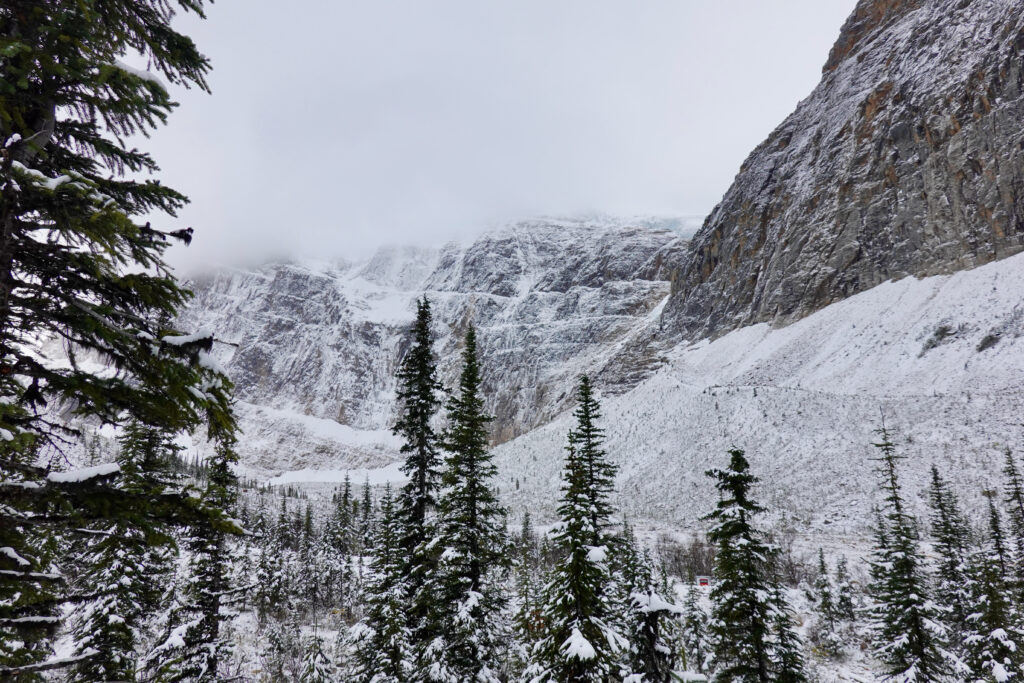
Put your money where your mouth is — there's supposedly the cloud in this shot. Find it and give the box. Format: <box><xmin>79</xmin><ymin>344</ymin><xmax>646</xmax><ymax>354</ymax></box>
<box><xmin>142</xmin><ymin>0</ymin><xmax>857</xmax><ymax>273</ymax></box>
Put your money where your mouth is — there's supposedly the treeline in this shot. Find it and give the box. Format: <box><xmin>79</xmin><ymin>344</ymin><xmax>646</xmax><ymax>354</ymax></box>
<box><xmin>295</xmin><ymin>298</ymin><xmax>811</xmax><ymax>682</ymax></box>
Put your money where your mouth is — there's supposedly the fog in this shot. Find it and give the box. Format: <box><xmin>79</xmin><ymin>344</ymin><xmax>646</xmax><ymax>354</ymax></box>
<box><xmin>141</xmin><ymin>1</ymin><xmax>857</xmax><ymax>273</ymax></box>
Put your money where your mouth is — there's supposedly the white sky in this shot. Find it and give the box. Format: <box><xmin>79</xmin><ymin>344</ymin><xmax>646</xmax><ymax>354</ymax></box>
<box><xmin>146</xmin><ymin>1</ymin><xmax>858</xmax><ymax>273</ymax></box>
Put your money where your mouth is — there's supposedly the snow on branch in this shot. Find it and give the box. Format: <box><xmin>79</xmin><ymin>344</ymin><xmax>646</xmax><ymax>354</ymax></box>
<box><xmin>0</xmin><ymin>649</ymin><xmax>98</xmax><ymax>675</ymax></box>
<box><xmin>46</xmin><ymin>462</ymin><xmax>120</xmax><ymax>484</ymax></box>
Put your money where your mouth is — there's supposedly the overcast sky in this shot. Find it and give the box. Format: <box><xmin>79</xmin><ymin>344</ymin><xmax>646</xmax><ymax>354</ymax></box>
<box><xmin>147</xmin><ymin>1</ymin><xmax>857</xmax><ymax>273</ymax></box>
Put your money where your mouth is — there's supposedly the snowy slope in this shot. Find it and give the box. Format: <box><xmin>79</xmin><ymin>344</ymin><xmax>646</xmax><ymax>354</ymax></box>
<box><xmin>494</xmin><ymin>250</ymin><xmax>1024</xmax><ymax>533</ymax></box>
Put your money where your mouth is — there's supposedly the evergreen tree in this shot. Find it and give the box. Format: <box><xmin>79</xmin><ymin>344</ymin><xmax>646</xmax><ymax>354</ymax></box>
<box><xmin>394</xmin><ymin>296</ymin><xmax>445</xmax><ymax>552</ymax></box>
<box><xmin>67</xmin><ymin>422</ymin><xmax>180</xmax><ymax>682</ymax></box>
<box><xmin>809</xmin><ymin>549</ymin><xmax>841</xmax><ymax>658</ymax></box>
<box><xmin>0</xmin><ymin>1</ymin><xmax>236</xmax><ymax>675</ymax></box>
<box><xmin>1002</xmin><ymin>449</ymin><xmax>1024</xmax><ymax>600</ymax></box>
<box><xmin>527</xmin><ymin>376</ymin><xmax>628</xmax><ymax>682</ymax></box>
<box><xmin>360</xmin><ymin>479</ymin><xmax>375</xmax><ymax>551</ymax></box>
<box><xmin>421</xmin><ymin>325</ymin><xmax>510</xmax><ymax>682</ymax></box>
<box><xmin>926</xmin><ymin>464</ymin><xmax>974</xmax><ymax>651</ymax></box>
<box><xmin>351</xmin><ymin>484</ymin><xmax>413</xmax><ymax>683</ymax></box>
<box><xmin>963</xmin><ymin>495</ymin><xmax>1023</xmax><ymax>683</ymax></box>
<box><xmin>704</xmin><ymin>449</ymin><xmax>806</xmax><ymax>683</ymax></box>
<box><xmin>513</xmin><ymin>511</ymin><xmax>544</xmax><ymax>676</ymax></box>
<box><xmin>867</xmin><ymin>427</ymin><xmax>955</xmax><ymax>682</ymax></box>
<box><xmin>615</xmin><ymin>521</ymin><xmax>682</xmax><ymax>681</ymax></box>
<box><xmin>392</xmin><ymin>297</ymin><xmax>445</xmax><ymax>654</ymax></box>
<box><xmin>681</xmin><ymin>578</ymin><xmax>712</xmax><ymax>676</ymax></box>
<box><xmin>573</xmin><ymin>375</ymin><xmax>617</xmax><ymax>544</ymax></box>
<box><xmin>833</xmin><ymin>556</ymin><xmax>856</xmax><ymax>622</ymax></box>
<box><xmin>300</xmin><ymin>633</ymin><xmax>336</xmax><ymax>683</ymax></box>
<box><xmin>146</xmin><ymin>441</ymin><xmax>242</xmax><ymax>681</ymax></box>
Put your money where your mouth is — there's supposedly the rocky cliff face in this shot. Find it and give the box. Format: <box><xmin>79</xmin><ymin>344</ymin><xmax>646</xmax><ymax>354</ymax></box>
<box><xmin>178</xmin><ymin>217</ymin><xmax>685</xmax><ymax>471</ymax></box>
<box><xmin>662</xmin><ymin>0</ymin><xmax>1024</xmax><ymax>339</ymax></box>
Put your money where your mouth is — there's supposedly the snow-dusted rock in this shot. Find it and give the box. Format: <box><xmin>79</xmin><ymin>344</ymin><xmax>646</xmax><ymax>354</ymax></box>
<box><xmin>663</xmin><ymin>0</ymin><xmax>1024</xmax><ymax>339</ymax></box>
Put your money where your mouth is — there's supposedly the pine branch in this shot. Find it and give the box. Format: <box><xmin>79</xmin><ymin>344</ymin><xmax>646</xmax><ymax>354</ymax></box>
<box><xmin>0</xmin><ymin>649</ymin><xmax>99</xmax><ymax>676</ymax></box>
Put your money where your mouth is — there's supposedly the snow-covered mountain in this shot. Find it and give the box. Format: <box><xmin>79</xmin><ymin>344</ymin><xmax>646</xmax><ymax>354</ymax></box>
<box><xmin>178</xmin><ymin>217</ymin><xmax>685</xmax><ymax>472</ymax></box>
<box><xmin>177</xmin><ymin>0</ymin><xmax>1024</xmax><ymax>536</ymax></box>
<box><xmin>180</xmin><ymin>215</ymin><xmax>1024</xmax><ymax>535</ymax></box>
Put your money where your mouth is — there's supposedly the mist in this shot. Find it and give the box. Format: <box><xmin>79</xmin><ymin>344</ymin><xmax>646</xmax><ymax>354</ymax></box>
<box><xmin>141</xmin><ymin>0</ymin><xmax>857</xmax><ymax>274</ymax></box>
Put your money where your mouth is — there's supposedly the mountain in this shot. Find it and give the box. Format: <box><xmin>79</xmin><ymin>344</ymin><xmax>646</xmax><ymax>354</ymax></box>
<box><xmin>662</xmin><ymin>0</ymin><xmax>1024</xmax><ymax>339</ymax></box>
<box><xmin>176</xmin><ymin>0</ymin><xmax>1024</xmax><ymax>534</ymax></box>
<box><xmin>177</xmin><ymin>217</ymin><xmax>685</xmax><ymax>473</ymax></box>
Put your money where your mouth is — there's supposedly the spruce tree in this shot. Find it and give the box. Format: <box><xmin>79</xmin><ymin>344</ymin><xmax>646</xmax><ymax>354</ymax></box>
<box><xmin>527</xmin><ymin>376</ymin><xmax>628</xmax><ymax>682</ymax></box>
<box><xmin>681</xmin><ymin>578</ymin><xmax>711</xmax><ymax>676</ymax></box>
<box><xmin>926</xmin><ymin>464</ymin><xmax>974</xmax><ymax>652</ymax></box>
<box><xmin>351</xmin><ymin>484</ymin><xmax>413</xmax><ymax>683</ymax></box>
<box><xmin>573</xmin><ymin>375</ymin><xmax>617</xmax><ymax>543</ymax></box>
<box><xmin>704</xmin><ymin>448</ymin><xmax>806</xmax><ymax>683</ymax></box>
<box><xmin>809</xmin><ymin>549</ymin><xmax>841</xmax><ymax>658</ymax></box>
<box><xmin>513</xmin><ymin>511</ymin><xmax>544</xmax><ymax>676</ymax></box>
<box><xmin>394</xmin><ymin>296</ymin><xmax>445</xmax><ymax>552</ymax></box>
<box><xmin>67</xmin><ymin>422</ymin><xmax>180</xmax><ymax>682</ymax></box>
<box><xmin>421</xmin><ymin>325</ymin><xmax>509</xmax><ymax>682</ymax></box>
<box><xmin>146</xmin><ymin>440</ymin><xmax>242</xmax><ymax>681</ymax></box>
<box><xmin>833</xmin><ymin>556</ymin><xmax>856</xmax><ymax>622</ymax></box>
<box><xmin>0</xmin><ymin>1</ymin><xmax>237</xmax><ymax>674</ymax></box>
<box><xmin>867</xmin><ymin>427</ymin><xmax>955</xmax><ymax>682</ymax></box>
<box><xmin>1002</xmin><ymin>449</ymin><xmax>1024</xmax><ymax>600</ymax></box>
<box><xmin>615</xmin><ymin>521</ymin><xmax>682</xmax><ymax>680</ymax></box>
<box><xmin>393</xmin><ymin>296</ymin><xmax>445</xmax><ymax>653</ymax></box>
<box><xmin>962</xmin><ymin>495</ymin><xmax>1023</xmax><ymax>683</ymax></box>
<box><xmin>300</xmin><ymin>633</ymin><xmax>336</xmax><ymax>683</ymax></box>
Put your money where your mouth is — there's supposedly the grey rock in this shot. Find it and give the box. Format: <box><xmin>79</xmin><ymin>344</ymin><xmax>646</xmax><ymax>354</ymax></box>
<box><xmin>662</xmin><ymin>0</ymin><xmax>1024</xmax><ymax>339</ymax></box>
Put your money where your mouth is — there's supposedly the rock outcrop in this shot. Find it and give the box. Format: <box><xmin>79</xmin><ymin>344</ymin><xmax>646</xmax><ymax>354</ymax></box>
<box><xmin>662</xmin><ymin>0</ymin><xmax>1024</xmax><ymax>339</ymax></box>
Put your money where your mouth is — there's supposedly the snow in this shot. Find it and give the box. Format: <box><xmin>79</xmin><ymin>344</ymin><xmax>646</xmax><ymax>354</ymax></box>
<box><xmin>0</xmin><ymin>546</ymin><xmax>30</xmax><ymax>567</ymax></box>
<box><xmin>561</xmin><ymin>627</ymin><xmax>596</xmax><ymax>661</ymax></box>
<box><xmin>111</xmin><ymin>58</ymin><xmax>167</xmax><ymax>90</ymax></box>
<box><xmin>494</xmin><ymin>249</ymin><xmax>1024</xmax><ymax>533</ymax></box>
<box><xmin>586</xmin><ymin>545</ymin><xmax>608</xmax><ymax>563</ymax></box>
<box><xmin>46</xmin><ymin>463</ymin><xmax>119</xmax><ymax>484</ymax></box>
<box><xmin>266</xmin><ymin>460</ymin><xmax>408</xmax><ymax>487</ymax></box>
<box><xmin>632</xmin><ymin>590</ymin><xmax>682</xmax><ymax>614</ymax></box>
<box><xmin>180</xmin><ymin>219</ymin><xmax>1024</xmax><ymax>543</ymax></box>
<box><xmin>161</xmin><ymin>329</ymin><xmax>213</xmax><ymax>346</ymax></box>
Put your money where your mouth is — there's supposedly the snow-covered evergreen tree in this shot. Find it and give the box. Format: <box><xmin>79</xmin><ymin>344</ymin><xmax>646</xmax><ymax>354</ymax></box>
<box><xmin>833</xmin><ymin>556</ymin><xmax>856</xmax><ymax>622</ymax></box>
<box><xmin>927</xmin><ymin>465</ymin><xmax>975</xmax><ymax>650</ymax></box>
<box><xmin>809</xmin><ymin>549</ymin><xmax>841</xmax><ymax>658</ymax></box>
<box><xmin>419</xmin><ymin>325</ymin><xmax>510</xmax><ymax>682</ymax></box>
<box><xmin>527</xmin><ymin>375</ymin><xmax>628</xmax><ymax>682</ymax></box>
<box><xmin>513</xmin><ymin>512</ymin><xmax>544</xmax><ymax>677</ymax></box>
<box><xmin>301</xmin><ymin>632</ymin><xmax>337</xmax><ymax>683</ymax></box>
<box><xmin>1002</xmin><ymin>449</ymin><xmax>1024</xmax><ymax>601</ymax></box>
<box><xmin>704</xmin><ymin>448</ymin><xmax>806</xmax><ymax>683</ymax></box>
<box><xmin>0</xmin><ymin>0</ymin><xmax>236</xmax><ymax>674</ymax></box>
<box><xmin>868</xmin><ymin>428</ymin><xmax>957</xmax><ymax>683</ymax></box>
<box><xmin>67</xmin><ymin>422</ymin><xmax>179</xmax><ymax>682</ymax></box>
<box><xmin>146</xmin><ymin>441</ymin><xmax>242</xmax><ymax>682</ymax></box>
<box><xmin>351</xmin><ymin>484</ymin><xmax>414</xmax><ymax>683</ymax></box>
<box><xmin>392</xmin><ymin>296</ymin><xmax>446</xmax><ymax>656</ymax></box>
<box><xmin>681</xmin><ymin>578</ymin><xmax>712</xmax><ymax>676</ymax></box>
<box><xmin>394</xmin><ymin>296</ymin><xmax>445</xmax><ymax>552</ymax></box>
<box><xmin>962</xmin><ymin>496</ymin><xmax>1023</xmax><ymax>683</ymax></box>
<box><xmin>616</xmin><ymin>522</ymin><xmax>682</xmax><ymax>681</ymax></box>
